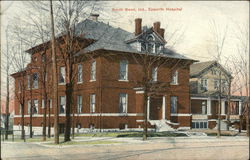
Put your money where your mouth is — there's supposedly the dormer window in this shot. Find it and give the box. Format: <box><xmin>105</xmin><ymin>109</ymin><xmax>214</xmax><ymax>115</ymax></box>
<box><xmin>146</xmin><ymin>34</ymin><xmax>155</xmax><ymax>54</ymax></box>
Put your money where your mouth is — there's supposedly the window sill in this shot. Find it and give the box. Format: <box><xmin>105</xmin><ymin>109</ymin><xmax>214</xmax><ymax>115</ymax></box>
<box><xmin>58</xmin><ymin>83</ymin><xmax>66</xmax><ymax>85</ymax></box>
<box><xmin>77</xmin><ymin>82</ymin><xmax>83</xmax><ymax>84</ymax></box>
<box><xmin>170</xmin><ymin>83</ymin><xmax>179</xmax><ymax>85</ymax></box>
<box><xmin>90</xmin><ymin>80</ymin><xmax>96</xmax><ymax>82</ymax></box>
<box><xmin>118</xmin><ymin>79</ymin><xmax>129</xmax><ymax>82</ymax></box>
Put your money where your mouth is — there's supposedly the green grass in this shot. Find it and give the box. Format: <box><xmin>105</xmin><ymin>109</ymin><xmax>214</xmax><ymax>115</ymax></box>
<box><xmin>47</xmin><ymin>140</ymin><xmax>122</xmax><ymax>146</ymax></box>
<box><xmin>75</xmin><ymin>131</ymin><xmax>187</xmax><ymax>138</ymax></box>
<box><xmin>206</xmin><ymin>133</ymin><xmax>237</xmax><ymax>136</ymax></box>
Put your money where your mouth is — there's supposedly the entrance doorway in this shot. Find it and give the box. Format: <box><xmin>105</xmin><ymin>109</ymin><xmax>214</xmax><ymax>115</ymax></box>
<box><xmin>150</xmin><ymin>97</ymin><xmax>162</xmax><ymax>120</ymax></box>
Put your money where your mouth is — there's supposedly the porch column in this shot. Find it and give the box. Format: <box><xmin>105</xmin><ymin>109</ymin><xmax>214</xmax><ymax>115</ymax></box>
<box><xmin>221</xmin><ymin>100</ymin><xmax>225</xmax><ymax>115</ymax></box>
<box><xmin>239</xmin><ymin>101</ymin><xmax>242</xmax><ymax>115</ymax></box>
<box><xmin>147</xmin><ymin>96</ymin><xmax>150</xmax><ymax>120</ymax></box>
<box><xmin>207</xmin><ymin>98</ymin><xmax>211</xmax><ymax>115</ymax></box>
<box><xmin>162</xmin><ymin>96</ymin><xmax>166</xmax><ymax>120</ymax></box>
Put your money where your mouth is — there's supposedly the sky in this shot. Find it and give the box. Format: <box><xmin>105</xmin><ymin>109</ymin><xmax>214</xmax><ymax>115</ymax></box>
<box><xmin>0</xmin><ymin>1</ymin><xmax>249</xmax><ymax>111</ymax></box>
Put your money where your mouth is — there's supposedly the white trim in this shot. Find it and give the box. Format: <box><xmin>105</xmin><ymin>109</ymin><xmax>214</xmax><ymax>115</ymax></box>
<box><xmin>147</xmin><ymin>96</ymin><xmax>150</xmax><ymax>120</ymax></box>
<box><xmin>170</xmin><ymin>113</ymin><xmax>192</xmax><ymax>116</ymax></box>
<box><xmin>191</xmin><ymin>97</ymin><xmax>208</xmax><ymax>100</ymax></box>
<box><xmin>136</xmin><ymin>91</ymin><xmax>144</xmax><ymax>94</ymax></box>
<box><xmin>89</xmin><ymin>80</ymin><xmax>96</xmax><ymax>82</ymax></box>
<box><xmin>118</xmin><ymin>79</ymin><xmax>129</xmax><ymax>82</ymax></box>
<box><xmin>14</xmin><ymin>113</ymin><xmax>144</xmax><ymax>118</ymax></box>
<box><xmin>208</xmin><ymin>119</ymin><xmax>217</xmax><ymax>121</ymax></box>
<box><xmin>162</xmin><ymin>96</ymin><xmax>166</xmax><ymax>120</ymax></box>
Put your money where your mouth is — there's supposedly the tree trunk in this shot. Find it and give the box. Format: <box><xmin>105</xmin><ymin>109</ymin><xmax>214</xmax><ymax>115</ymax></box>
<box><xmin>64</xmin><ymin>83</ymin><xmax>72</xmax><ymax>142</ymax></box>
<box><xmin>21</xmin><ymin>104</ymin><xmax>25</xmax><ymax>139</ymax></box>
<box><xmin>143</xmin><ymin>91</ymin><xmax>148</xmax><ymax>140</ymax></box>
<box><xmin>5</xmin><ymin>77</ymin><xmax>9</xmax><ymax>140</ymax></box>
<box><xmin>42</xmin><ymin>97</ymin><xmax>47</xmax><ymax>141</ymax></box>
<box><xmin>48</xmin><ymin>102</ymin><xmax>51</xmax><ymax>138</ymax></box>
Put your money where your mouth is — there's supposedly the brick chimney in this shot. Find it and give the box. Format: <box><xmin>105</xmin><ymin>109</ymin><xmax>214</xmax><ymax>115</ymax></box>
<box><xmin>90</xmin><ymin>13</ymin><xmax>99</xmax><ymax>21</ymax></box>
<box><xmin>159</xmin><ymin>28</ymin><xmax>165</xmax><ymax>39</ymax></box>
<box><xmin>135</xmin><ymin>18</ymin><xmax>142</xmax><ymax>36</ymax></box>
<box><xmin>153</xmin><ymin>21</ymin><xmax>161</xmax><ymax>33</ymax></box>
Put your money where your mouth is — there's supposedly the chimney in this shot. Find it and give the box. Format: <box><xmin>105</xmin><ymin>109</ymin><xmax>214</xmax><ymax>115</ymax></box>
<box><xmin>135</xmin><ymin>18</ymin><xmax>142</xmax><ymax>36</ymax></box>
<box><xmin>159</xmin><ymin>28</ymin><xmax>165</xmax><ymax>39</ymax></box>
<box><xmin>90</xmin><ymin>13</ymin><xmax>99</xmax><ymax>21</ymax></box>
<box><xmin>153</xmin><ymin>21</ymin><xmax>161</xmax><ymax>33</ymax></box>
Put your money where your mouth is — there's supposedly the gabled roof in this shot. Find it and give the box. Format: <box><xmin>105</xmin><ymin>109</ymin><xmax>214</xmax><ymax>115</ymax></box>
<box><xmin>190</xmin><ymin>60</ymin><xmax>232</xmax><ymax>78</ymax></box>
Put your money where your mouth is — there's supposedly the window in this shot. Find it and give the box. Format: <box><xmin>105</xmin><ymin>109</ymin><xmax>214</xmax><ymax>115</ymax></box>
<box><xmin>60</xmin><ymin>96</ymin><xmax>66</xmax><ymax>114</ymax></box>
<box><xmin>201</xmin><ymin>79</ymin><xmax>208</xmax><ymax>91</ymax></box>
<box><xmin>201</xmin><ymin>101</ymin><xmax>207</xmax><ymax>114</ymax></box>
<box><xmin>170</xmin><ymin>96</ymin><xmax>177</xmax><ymax>113</ymax></box>
<box><xmin>90</xmin><ymin>94</ymin><xmax>95</xmax><ymax>113</ymax></box>
<box><xmin>119</xmin><ymin>93</ymin><xmax>128</xmax><ymax>113</ymax></box>
<box><xmin>151</xmin><ymin>67</ymin><xmax>157</xmax><ymax>82</ymax></box>
<box><xmin>33</xmin><ymin>99</ymin><xmax>38</xmax><ymax>114</ymax></box>
<box><xmin>90</xmin><ymin>61</ymin><xmax>96</xmax><ymax>81</ymax></box>
<box><xmin>42</xmin><ymin>54</ymin><xmax>46</xmax><ymax>63</ymax></box>
<box><xmin>49</xmin><ymin>99</ymin><xmax>52</xmax><ymax>108</ymax></box>
<box><xmin>214</xmin><ymin>79</ymin><xmax>219</xmax><ymax>90</ymax></box>
<box><xmin>27</xmin><ymin>75</ymin><xmax>31</xmax><ymax>89</ymax></box>
<box><xmin>18</xmin><ymin>80</ymin><xmax>21</xmax><ymax>93</ymax></box>
<box><xmin>42</xmin><ymin>99</ymin><xmax>45</xmax><ymax>109</ymax></box>
<box><xmin>19</xmin><ymin>104</ymin><xmax>22</xmax><ymax>115</ymax></box>
<box><xmin>77</xmin><ymin>95</ymin><xmax>82</xmax><ymax>113</ymax></box>
<box><xmin>33</xmin><ymin>73</ymin><xmax>39</xmax><ymax>89</ymax></box>
<box><xmin>119</xmin><ymin>60</ymin><xmax>128</xmax><ymax>80</ymax></box>
<box><xmin>192</xmin><ymin>121</ymin><xmax>208</xmax><ymax>129</ymax></box>
<box><xmin>59</xmin><ymin>67</ymin><xmax>65</xmax><ymax>84</ymax></box>
<box><xmin>77</xmin><ymin>64</ymin><xmax>83</xmax><ymax>83</ymax></box>
<box><xmin>146</xmin><ymin>35</ymin><xmax>155</xmax><ymax>54</ymax></box>
<box><xmin>28</xmin><ymin>100</ymin><xmax>31</xmax><ymax>114</ymax></box>
<box><xmin>171</xmin><ymin>70</ymin><xmax>178</xmax><ymax>85</ymax></box>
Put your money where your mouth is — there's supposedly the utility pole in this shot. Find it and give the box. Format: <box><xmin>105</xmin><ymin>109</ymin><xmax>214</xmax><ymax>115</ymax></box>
<box><xmin>5</xmin><ymin>27</ymin><xmax>9</xmax><ymax>140</ymax></box>
<box><xmin>50</xmin><ymin>0</ymin><xmax>59</xmax><ymax>144</ymax></box>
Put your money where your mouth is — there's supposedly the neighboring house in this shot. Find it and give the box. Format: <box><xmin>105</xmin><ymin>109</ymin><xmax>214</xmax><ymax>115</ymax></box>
<box><xmin>11</xmin><ymin>16</ymin><xmax>194</xmax><ymax>135</ymax></box>
<box><xmin>190</xmin><ymin>61</ymin><xmax>243</xmax><ymax>130</ymax></box>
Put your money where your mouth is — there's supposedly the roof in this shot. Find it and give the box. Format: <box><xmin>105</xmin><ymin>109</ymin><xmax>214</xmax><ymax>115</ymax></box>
<box><xmin>190</xmin><ymin>61</ymin><xmax>232</xmax><ymax>78</ymax></box>
<box><xmin>26</xmin><ymin>18</ymin><xmax>194</xmax><ymax>61</ymax></box>
<box><xmin>75</xmin><ymin>19</ymin><xmax>193</xmax><ymax>61</ymax></box>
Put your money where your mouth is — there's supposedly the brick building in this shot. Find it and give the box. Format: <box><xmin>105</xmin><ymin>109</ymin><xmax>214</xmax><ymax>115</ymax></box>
<box><xmin>12</xmin><ymin>17</ymin><xmax>194</xmax><ymax>135</ymax></box>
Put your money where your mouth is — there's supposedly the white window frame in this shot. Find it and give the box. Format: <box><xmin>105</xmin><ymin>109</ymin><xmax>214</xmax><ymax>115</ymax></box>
<box><xmin>42</xmin><ymin>99</ymin><xmax>45</xmax><ymax>109</ymax></box>
<box><xmin>77</xmin><ymin>64</ymin><xmax>83</xmax><ymax>83</ymax></box>
<box><xmin>152</xmin><ymin>67</ymin><xmax>158</xmax><ymax>82</ymax></box>
<box><xmin>119</xmin><ymin>60</ymin><xmax>128</xmax><ymax>81</ymax></box>
<box><xmin>171</xmin><ymin>70</ymin><xmax>178</xmax><ymax>85</ymax></box>
<box><xmin>19</xmin><ymin>104</ymin><xmax>22</xmax><ymax>115</ymax></box>
<box><xmin>77</xmin><ymin>95</ymin><xmax>82</xmax><ymax>113</ymax></box>
<box><xmin>60</xmin><ymin>96</ymin><xmax>66</xmax><ymax>114</ymax></box>
<box><xmin>49</xmin><ymin>99</ymin><xmax>52</xmax><ymax>108</ymax></box>
<box><xmin>90</xmin><ymin>94</ymin><xmax>95</xmax><ymax>113</ymax></box>
<box><xmin>119</xmin><ymin>93</ymin><xmax>128</xmax><ymax>113</ymax></box>
<box><xmin>27</xmin><ymin>100</ymin><xmax>31</xmax><ymax>114</ymax></box>
<box><xmin>214</xmin><ymin>79</ymin><xmax>219</xmax><ymax>90</ymax></box>
<box><xmin>170</xmin><ymin>96</ymin><xmax>177</xmax><ymax>113</ymax></box>
<box><xmin>90</xmin><ymin>61</ymin><xmax>96</xmax><ymax>81</ymax></box>
<box><xmin>32</xmin><ymin>73</ymin><xmax>39</xmax><ymax>89</ymax></box>
<box><xmin>201</xmin><ymin>79</ymin><xmax>208</xmax><ymax>90</ymax></box>
<box><xmin>33</xmin><ymin>99</ymin><xmax>38</xmax><ymax>114</ymax></box>
<box><xmin>59</xmin><ymin>66</ymin><xmax>66</xmax><ymax>84</ymax></box>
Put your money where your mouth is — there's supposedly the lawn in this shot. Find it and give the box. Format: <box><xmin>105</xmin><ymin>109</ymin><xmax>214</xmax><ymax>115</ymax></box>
<box><xmin>75</xmin><ymin>131</ymin><xmax>187</xmax><ymax>137</ymax></box>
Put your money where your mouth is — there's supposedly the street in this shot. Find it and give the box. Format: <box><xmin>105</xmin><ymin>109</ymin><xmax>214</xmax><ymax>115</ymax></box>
<box><xmin>1</xmin><ymin>136</ymin><xmax>249</xmax><ymax>160</ymax></box>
